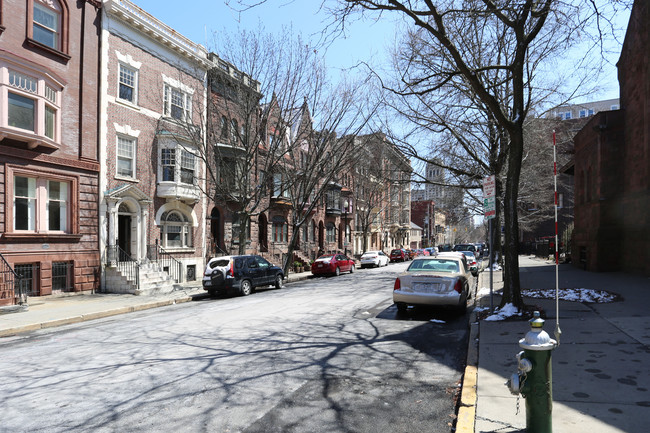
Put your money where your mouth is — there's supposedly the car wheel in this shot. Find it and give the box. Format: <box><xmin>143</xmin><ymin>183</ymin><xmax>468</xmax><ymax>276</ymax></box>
<box><xmin>274</xmin><ymin>274</ymin><xmax>284</xmax><ymax>289</ymax></box>
<box><xmin>396</xmin><ymin>303</ymin><xmax>408</xmax><ymax>313</ymax></box>
<box><xmin>335</xmin><ymin>267</ymin><xmax>340</xmax><ymax>276</ymax></box>
<box><xmin>240</xmin><ymin>280</ymin><xmax>252</xmax><ymax>296</ymax></box>
<box><xmin>350</xmin><ymin>264</ymin><xmax>355</xmax><ymax>274</ymax></box>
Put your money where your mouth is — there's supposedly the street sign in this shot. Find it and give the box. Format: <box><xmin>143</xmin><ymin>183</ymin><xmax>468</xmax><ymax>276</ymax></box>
<box><xmin>484</xmin><ymin>197</ymin><xmax>496</xmax><ymax>220</ymax></box>
<box><xmin>483</xmin><ymin>175</ymin><xmax>495</xmax><ymax>198</ymax></box>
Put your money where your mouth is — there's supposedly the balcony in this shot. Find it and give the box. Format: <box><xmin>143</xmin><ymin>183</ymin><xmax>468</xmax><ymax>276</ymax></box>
<box><xmin>157</xmin><ymin>181</ymin><xmax>200</xmax><ymax>204</ymax></box>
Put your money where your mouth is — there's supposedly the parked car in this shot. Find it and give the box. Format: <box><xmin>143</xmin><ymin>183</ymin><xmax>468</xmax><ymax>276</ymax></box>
<box><xmin>424</xmin><ymin>247</ymin><xmax>439</xmax><ymax>256</ymax></box>
<box><xmin>203</xmin><ymin>255</ymin><xmax>284</xmax><ymax>296</ymax></box>
<box><xmin>406</xmin><ymin>249</ymin><xmax>417</xmax><ymax>260</ymax></box>
<box><xmin>311</xmin><ymin>254</ymin><xmax>355</xmax><ymax>276</ymax></box>
<box><xmin>360</xmin><ymin>251</ymin><xmax>389</xmax><ymax>268</ymax></box>
<box><xmin>393</xmin><ymin>255</ymin><xmax>471</xmax><ymax>314</ymax></box>
<box><xmin>453</xmin><ymin>243</ymin><xmax>478</xmax><ymax>253</ymax></box>
<box><xmin>437</xmin><ymin>252</ymin><xmax>472</xmax><ymax>279</ymax></box>
<box><xmin>458</xmin><ymin>250</ymin><xmax>479</xmax><ymax>276</ymax></box>
<box><xmin>390</xmin><ymin>249</ymin><xmax>408</xmax><ymax>262</ymax></box>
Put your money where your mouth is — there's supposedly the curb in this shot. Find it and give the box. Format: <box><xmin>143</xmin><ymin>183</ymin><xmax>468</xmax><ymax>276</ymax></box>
<box><xmin>0</xmin><ymin>296</ymin><xmax>195</xmax><ymax>338</ymax></box>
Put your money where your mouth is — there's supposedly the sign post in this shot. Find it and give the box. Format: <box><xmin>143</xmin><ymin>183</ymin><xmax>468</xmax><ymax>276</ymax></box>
<box><xmin>483</xmin><ymin>176</ymin><xmax>496</xmax><ymax>313</ymax></box>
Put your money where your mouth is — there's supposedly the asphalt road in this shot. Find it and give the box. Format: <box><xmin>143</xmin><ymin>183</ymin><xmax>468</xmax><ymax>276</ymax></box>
<box><xmin>0</xmin><ymin>261</ymin><xmax>470</xmax><ymax>433</ymax></box>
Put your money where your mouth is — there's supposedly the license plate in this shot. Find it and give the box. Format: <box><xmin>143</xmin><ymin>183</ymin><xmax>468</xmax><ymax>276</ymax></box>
<box><xmin>413</xmin><ymin>282</ymin><xmax>441</xmax><ymax>293</ymax></box>
<box><xmin>318</xmin><ymin>263</ymin><xmax>323</xmax><ymax>268</ymax></box>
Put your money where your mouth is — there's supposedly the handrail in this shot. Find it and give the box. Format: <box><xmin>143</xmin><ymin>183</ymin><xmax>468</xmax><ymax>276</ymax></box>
<box><xmin>0</xmin><ymin>252</ymin><xmax>25</xmax><ymax>305</ymax></box>
<box><xmin>105</xmin><ymin>245</ymin><xmax>140</xmax><ymax>289</ymax></box>
<box><xmin>147</xmin><ymin>240</ymin><xmax>182</xmax><ymax>283</ymax></box>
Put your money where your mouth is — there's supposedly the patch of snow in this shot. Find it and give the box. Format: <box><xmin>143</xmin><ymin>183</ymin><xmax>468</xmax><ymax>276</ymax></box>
<box><xmin>484</xmin><ymin>303</ymin><xmax>522</xmax><ymax>321</ymax></box>
<box><xmin>430</xmin><ymin>319</ymin><xmax>446</xmax><ymax>324</ymax></box>
<box><xmin>522</xmin><ymin>288</ymin><xmax>618</xmax><ymax>303</ymax></box>
<box><xmin>490</xmin><ymin>263</ymin><xmax>502</xmax><ymax>271</ymax></box>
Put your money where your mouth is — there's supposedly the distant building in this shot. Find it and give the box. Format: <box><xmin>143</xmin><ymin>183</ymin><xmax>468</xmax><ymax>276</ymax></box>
<box><xmin>547</xmin><ymin>98</ymin><xmax>620</xmax><ymax>121</ymax></box>
<box><xmin>570</xmin><ymin>0</ymin><xmax>649</xmax><ymax>274</ymax></box>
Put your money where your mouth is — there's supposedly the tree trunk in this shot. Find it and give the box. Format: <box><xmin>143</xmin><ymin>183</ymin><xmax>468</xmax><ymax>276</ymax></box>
<box><xmin>501</xmin><ymin>128</ymin><xmax>524</xmax><ymax>309</ymax></box>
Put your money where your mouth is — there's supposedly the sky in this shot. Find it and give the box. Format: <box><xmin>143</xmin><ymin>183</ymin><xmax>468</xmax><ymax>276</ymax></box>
<box><xmin>131</xmin><ymin>0</ymin><xmax>630</xmax><ymax>103</ymax></box>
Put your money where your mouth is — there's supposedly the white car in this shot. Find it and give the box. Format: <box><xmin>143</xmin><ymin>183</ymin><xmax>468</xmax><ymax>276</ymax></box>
<box><xmin>393</xmin><ymin>255</ymin><xmax>471</xmax><ymax>314</ymax></box>
<box><xmin>359</xmin><ymin>250</ymin><xmax>390</xmax><ymax>268</ymax></box>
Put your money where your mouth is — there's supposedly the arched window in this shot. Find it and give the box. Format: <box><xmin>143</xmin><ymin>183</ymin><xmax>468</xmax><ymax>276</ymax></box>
<box><xmin>27</xmin><ymin>0</ymin><xmax>69</xmax><ymax>57</ymax></box>
<box><xmin>326</xmin><ymin>222</ymin><xmax>336</xmax><ymax>243</ymax></box>
<box><xmin>161</xmin><ymin>210</ymin><xmax>192</xmax><ymax>248</ymax></box>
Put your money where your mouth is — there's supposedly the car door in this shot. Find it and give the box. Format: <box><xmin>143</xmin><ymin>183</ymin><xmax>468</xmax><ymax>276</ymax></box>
<box><xmin>245</xmin><ymin>257</ymin><xmax>264</xmax><ymax>287</ymax></box>
<box><xmin>255</xmin><ymin>256</ymin><xmax>274</xmax><ymax>285</ymax></box>
<box><xmin>335</xmin><ymin>255</ymin><xmax>347</xmax><ymax>272</ymax></box>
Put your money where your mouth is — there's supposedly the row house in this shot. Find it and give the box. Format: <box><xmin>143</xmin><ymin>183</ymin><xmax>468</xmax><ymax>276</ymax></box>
<box><xmin>99</xmin><ymin>0</ymin><xmax>211</xmax><ymax>292</ymax></box>
<box><xmin>0</xmin><ymin>0</ymin><xmax>102</xmax><ymax>304</ymax></box>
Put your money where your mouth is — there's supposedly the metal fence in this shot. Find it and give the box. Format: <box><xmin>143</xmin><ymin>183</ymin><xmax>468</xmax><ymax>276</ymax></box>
<box><xmin>104</xmin><ymin>245</ymin><xmax>140</xmax><ymax>288</ymax></box>
<box><xmin>146</xmin><ymin>240</ymin><xmax>182</xmax><ymax>283</ymax></box>
<box><xmin>0</xmin><ymin>253</ymin><xmax>25</xmax><ymax>305</ymax></box>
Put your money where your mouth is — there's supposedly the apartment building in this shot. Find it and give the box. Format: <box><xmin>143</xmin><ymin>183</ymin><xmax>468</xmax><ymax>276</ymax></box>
<box><xmin>99</xmin><ymin>0</ymin><xmax>211</xmax><ymax>292</ymax></box>
<box><xmin>0</xmin><ymin>0</ymin><xmax>102</xmax><ymax>304</ymax></box>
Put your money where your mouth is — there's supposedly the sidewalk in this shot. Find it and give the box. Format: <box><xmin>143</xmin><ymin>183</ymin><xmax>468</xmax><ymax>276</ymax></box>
<box><xmin>0</xmin><ymin>270</ymin><xmax>314</xmax><ymax>338</ymax></box>
<box><xmin>459</xmin><ymin>255</ymin><xmax>650</xmax><ymax>433</ymax></box>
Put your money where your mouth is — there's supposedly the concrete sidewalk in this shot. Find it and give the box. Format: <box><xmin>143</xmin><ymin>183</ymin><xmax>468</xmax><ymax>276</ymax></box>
<box><xmin>459</xmin><ymin>255</ymin><xmax>650</xmax><ymax>433</ymax></box>
<box><xmin>0</xmin><ymin>270</ymin><xmax>313</xmax><ymax>338</ymax></box>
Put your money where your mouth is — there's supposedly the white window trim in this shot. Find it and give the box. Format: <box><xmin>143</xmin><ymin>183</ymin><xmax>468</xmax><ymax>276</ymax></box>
<box><xmin>116</xmin><ymin>134</ymin><xmax>137</xmax><ymax>180</ymax></box>
<box><xmin>157</xmin><ymin>138</ymin><xmax>198</xmax><ymax>186</ymax></box>
<box><xmin>117</xmin><ymin>63</ymin><xmax>139</xmax><ymax>106</ymax></box>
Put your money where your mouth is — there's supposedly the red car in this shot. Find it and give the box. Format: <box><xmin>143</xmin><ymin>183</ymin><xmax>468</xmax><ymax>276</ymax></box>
<box><xmin>390</xmin><ymin>249</ymin><xmax>408</xmax><ymax>262</ymax></box>
<box><xmin>311</xmin><ymin>254</ymin><xmax>355</xmax><ymax>276</ymax></box>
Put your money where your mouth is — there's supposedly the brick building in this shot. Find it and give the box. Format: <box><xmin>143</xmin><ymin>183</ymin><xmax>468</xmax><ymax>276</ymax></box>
<box><xmin>0</xmin><ymin>0</ymin><xmax>102</xmax><ymax>304</ymax></box>
<box><xmin>99</xmin><ymin>0</ymin><xmax>210</xmax><ymax>292</ymax></box>
<box><xmin>571</xmin><ymin>0</ymin><xmax>649</xmax><ymax>274</ymax></box>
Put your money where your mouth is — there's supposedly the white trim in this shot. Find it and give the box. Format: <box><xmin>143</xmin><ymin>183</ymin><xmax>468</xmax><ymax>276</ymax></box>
<box><xmin>115</xmin><ymin>50</ymin><xmax>142</xmax><ymax>69</ymax></box>
<box><xmin>162</xmin><ymin>73</ymin><xmax>195</xmax><ymax>95</ymax></box>
<box><xmin>154</xmin><ymin>202</ymin><xmax>199</xmax><ymax>228</ymax></box>
<box><xmin>113</xmin><ymin>122</ymin><xmax>141</xmax><ymax>137</ymax></box>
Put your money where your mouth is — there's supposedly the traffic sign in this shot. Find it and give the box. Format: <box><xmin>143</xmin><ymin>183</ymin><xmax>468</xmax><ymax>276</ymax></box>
<box><xmin>484</xmin><ymin>197</ymin><xmax>496</xmax><ymax>220</ymax></box>
<box><xmin>483</xmin><ymin>175</ymin><xmax>495</xmax><ymax>198</ymax></box>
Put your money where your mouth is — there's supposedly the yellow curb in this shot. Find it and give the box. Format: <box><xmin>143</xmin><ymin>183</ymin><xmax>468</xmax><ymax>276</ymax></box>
<box><xmin>0</xmin><ymin>323</ymin><xmax>42</xmax><ymax>337</ymax></box>
<box><xmin>40</xmin><ymin>317</ymin><xmax>83</xmax><ymax>329</ymax></box>
<box><xmin>460</xmin><ymin>365</ymin><xmax>478</xmax><ymax>407</ymax></box>
<box><xmin>456</xmin><ymin>405</ymin><xmax>476</xmax><ymax>433</ymax></box>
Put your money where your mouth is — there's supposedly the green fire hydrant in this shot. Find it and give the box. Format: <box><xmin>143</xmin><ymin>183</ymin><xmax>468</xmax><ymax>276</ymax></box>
<box><xmin>505</xmin><ymin>311</ymin><xmax>558</xmax><ymax>433</ymax></box>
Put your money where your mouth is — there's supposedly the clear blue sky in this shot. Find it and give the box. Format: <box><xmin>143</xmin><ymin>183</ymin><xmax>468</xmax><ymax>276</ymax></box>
<box><xmin>131</xmin><ymin>0</ymin><xmax>629</xmax><ymax>103</ymax></box>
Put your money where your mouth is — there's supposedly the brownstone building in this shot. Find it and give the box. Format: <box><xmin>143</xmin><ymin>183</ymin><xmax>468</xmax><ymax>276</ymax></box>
<box><xmin>572</xmin><ymin>0</ymin><xmax>649</xmax><ymax>274</ymax></box>
<box><xmin>0</xmin><ymin>0</ymin><xmax>102</xmax><ymax>304</ymax></box>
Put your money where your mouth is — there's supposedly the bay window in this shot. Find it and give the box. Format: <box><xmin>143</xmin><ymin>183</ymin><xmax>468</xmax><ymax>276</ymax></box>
<box><xmin>1</xmin><ymin>65</ymin><xmax>62</xmax><ymax>147</ymax></box>
<box><xmin>158</xmin><ymin>146</ymin><xmax>196</xmax><ymax>185</ymax></box>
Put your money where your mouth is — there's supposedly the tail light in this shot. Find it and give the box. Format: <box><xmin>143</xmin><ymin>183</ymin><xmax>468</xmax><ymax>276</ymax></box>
<box><xmin>394</xmin><ymin>278</ymin><xmax>401</xmax><ymax>291</ymax></box>
<box><xmin>227</xmin><ymin>259</ymin><xmax>234</xmax><ymax>277</ymax></box>
<box><xmin>453</xmin><ymin>280</ymin><xmax>463</xmax><ymax>294</ymax></box>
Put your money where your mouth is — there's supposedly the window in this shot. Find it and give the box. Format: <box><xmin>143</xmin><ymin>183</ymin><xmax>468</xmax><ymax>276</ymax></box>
<box><xmin>231</xmin><ymin>119</ymin><xmax>238</xmax><ymax>144</ymax></box>
<box><xmin>272</xmin><ymin>217</ymin><xmax>288</xmax><ymax>243</ymax></box>
<box><xmin>118</xmin><ymin>64</ymin><xmax>137</xmax><ymax>103</ymax></box>
<box><xmin>32</xmin><ymin>1</ymin><xmax>61</xmax><ymax>50</ymax></box>
<box><xmin>164</xmin><ymin>84</ymin><xmax>190</xmax><ymax>121</ymax></box>
<box><xmin>160</xmin><ymin>211</ymin><xmax>192</xmax><ymax>248</ymax></box>
<box><xmin>579</xmin><ymin>109</ymin><xmax>587</xmax><ymax>118</ymax></box>
<box><xmin>13</xmin><ymin>175</ymin><xmax>69</xmax><ymax>232</ymax></box>
<box><xmin>326</xmin><ymin>223</ymin><xmax>336</xmax><ymax>243</ymax></box>
<box><xmin>159</xmin><ymin>145</ymin><xmax>196</xmax><ymax>185</ymax></box>
<box><xmin>117</xmin><ymin>136</ymin><xmax>135</xmax><ymax>178</ymax></box>
<box><xmin>15</xmin><ymin>264</ymin><xmax>40</xmax><ymax>297</ymax></box>
<box><xmin>273</xmin><ymin>173</ymin><xmax>288</xmax><ymax>197</ymax></box>
<box><xmin>2</xmin><ymin>68</ymin><xmax>61</xmax><ymax>145</ymax></box>
<box><xmin>220</xmin><ymin>116</ymin><xmax>228</xmax><ymax>139</ymax></box>
<box><xmin>611</xmin><ymin>105</ymin><xmax>619</xmax><ymax>110</ymax></box>
<box><xmin>52</xmin><ymin>262</ymin><xmax>73</xmax><ymax>292</ymax></box>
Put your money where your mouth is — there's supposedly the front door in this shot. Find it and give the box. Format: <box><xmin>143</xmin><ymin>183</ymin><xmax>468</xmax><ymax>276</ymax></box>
<box><xmin>117</xmin><ymin>214</ymin><xmax>132</xmax><ymax>260</ymax></box>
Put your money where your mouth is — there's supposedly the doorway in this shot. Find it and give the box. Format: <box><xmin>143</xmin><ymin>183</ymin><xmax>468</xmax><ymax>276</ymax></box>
<box><xmin>117</xmin><ymin>214</ymin><xmax>132</xmax><ymax>260</ymax></box>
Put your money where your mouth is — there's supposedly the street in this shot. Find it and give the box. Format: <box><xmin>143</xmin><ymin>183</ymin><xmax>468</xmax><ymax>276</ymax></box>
<box><xmin>0</xmin><ymin>262</ymin><xmax>470</xmax><ymax>433</ymax></box>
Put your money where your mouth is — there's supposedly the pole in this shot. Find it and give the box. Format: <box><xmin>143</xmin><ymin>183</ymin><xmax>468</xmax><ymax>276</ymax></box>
<box><xmin>489</xmin><ymin>218</ymin><xmax>493</xmax><ymax>314</ymax></box>
<box><xmin>552</xmin><ymin>130</ymin><xmax>562</xmax><ymax>344</ymax></box>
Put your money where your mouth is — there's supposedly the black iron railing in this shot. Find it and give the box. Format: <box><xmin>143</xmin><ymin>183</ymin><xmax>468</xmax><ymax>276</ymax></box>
<box><xmin>105</xmin><ymin>245</ymin><xmax>140</xmax><ymax>288</ymax></box>
<box><xmin>147</xmin><ymin>240</ymin><xmax>182</xmax><ymax>283</ymax></box>
<box><xmin>0</xmin><ymin>252</ymin><xmax>25</xmax><ymax>305</ymax></box>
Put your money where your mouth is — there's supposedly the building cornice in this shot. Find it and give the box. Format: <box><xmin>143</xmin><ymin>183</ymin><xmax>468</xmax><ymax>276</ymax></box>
<box><xmin>104</xmin><ymin>0</ymin><xmax>209</xmax><ymax>66</ymax></box>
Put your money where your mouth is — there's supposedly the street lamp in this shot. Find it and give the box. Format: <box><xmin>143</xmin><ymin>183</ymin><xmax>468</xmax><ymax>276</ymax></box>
<box><xmin>343</xmin><ymin>199</ymin><xmax>349</xmax><ymax>256</ymax></box>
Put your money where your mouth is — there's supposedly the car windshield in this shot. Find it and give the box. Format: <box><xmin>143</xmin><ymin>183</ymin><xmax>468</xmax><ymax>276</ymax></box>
<box><xmin>407</xmin><ymin>259</ymin><xmax>459</xmax><ymax>273</ymax></box>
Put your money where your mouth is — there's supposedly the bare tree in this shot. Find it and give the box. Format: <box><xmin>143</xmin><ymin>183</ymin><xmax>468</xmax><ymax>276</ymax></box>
<box><xmin>327</xmin><ymin>0</ymin><xmax>628</xmax><ymax>309</ymax></box>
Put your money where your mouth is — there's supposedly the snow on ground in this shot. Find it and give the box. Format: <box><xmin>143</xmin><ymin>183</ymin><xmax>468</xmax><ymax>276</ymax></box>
<box><xmin>429</xmin><ymin>319</ymin><xmax>446</xmax><ymax>324</ymax></box>
<box><xmin>483</xmin><ymin>303</ymin><xmax>522</xmax><ymax>321</ymax></box>
<box><xmin>522</xmin><ymin>288</ymin><xmax>619</xmax><ymax>303</ymax></box>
